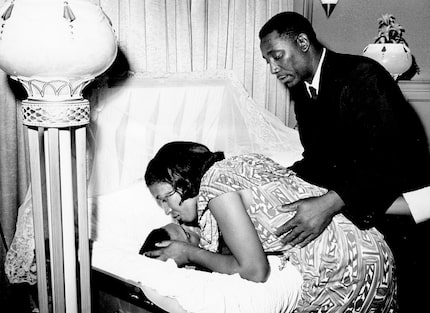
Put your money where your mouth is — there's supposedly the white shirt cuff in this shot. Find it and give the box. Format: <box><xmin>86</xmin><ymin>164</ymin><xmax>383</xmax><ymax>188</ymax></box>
<box><xmin>403</xmin><ymin>186</ymin><xmax>430</xmax><ymax>223</ymax></box>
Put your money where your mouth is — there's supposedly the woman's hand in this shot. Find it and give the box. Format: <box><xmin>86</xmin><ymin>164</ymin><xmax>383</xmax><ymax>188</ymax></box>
<box><xmin>144</xmin><ymin>240</ymin><xmax>192</xmax><ymax>267</ymax></box>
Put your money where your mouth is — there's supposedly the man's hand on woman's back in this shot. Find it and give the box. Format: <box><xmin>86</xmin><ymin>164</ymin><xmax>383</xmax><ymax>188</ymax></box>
<box><xmin>275</xmin><ymin>190</ymin><xmax>345</xmax><ymax>248</ymax></box>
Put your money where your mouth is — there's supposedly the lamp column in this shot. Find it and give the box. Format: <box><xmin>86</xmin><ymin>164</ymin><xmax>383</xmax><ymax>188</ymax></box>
<box><xmin>22</xmin><ymin>80</ymin><xmax>93</xmax><ymax>313</ymax></box>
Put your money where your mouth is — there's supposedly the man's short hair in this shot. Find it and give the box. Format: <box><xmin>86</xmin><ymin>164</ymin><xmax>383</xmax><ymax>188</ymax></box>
<box><xmin>139</xmin><ymin>228</ymin><xmax>170</xmax><ymax>255</ymax></box>
<box><xmin>259</xmin><ymin>11</ymin><xmax>317</xmax><ymax>44</ymax></box>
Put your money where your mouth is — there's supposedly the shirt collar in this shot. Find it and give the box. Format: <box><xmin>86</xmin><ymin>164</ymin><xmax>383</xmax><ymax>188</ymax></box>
<box><xmin>305</xmin><ymin>48</ymin><xmax>326</xmax><ymax>97</ymax></box>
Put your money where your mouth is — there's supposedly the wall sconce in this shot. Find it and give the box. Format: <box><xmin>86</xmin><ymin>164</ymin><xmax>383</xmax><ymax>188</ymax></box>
<box><xmin>321</xmin><ymin>0</ymin><xmax>338</xmax><ymax>17</ymax></box>
<box><xmin>0</xmin><ymin>0</ymin><xmax>117</xmax><ymax>312</ymax></box>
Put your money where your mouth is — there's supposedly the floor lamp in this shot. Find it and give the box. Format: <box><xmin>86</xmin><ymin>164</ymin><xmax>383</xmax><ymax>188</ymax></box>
<box><xmin>0</xmin><ymin>1</ymin><xmax>117</xmax><ymax>312</ymax></box>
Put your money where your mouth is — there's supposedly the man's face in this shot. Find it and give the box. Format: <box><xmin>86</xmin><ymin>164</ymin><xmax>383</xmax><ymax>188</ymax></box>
<box><xmin>260</xmin><ymin>30</ymin><xmax>311</xmax><ymax>88</ymax></box>
<box><xmin>163</xmin><ymin>223</ymin><xmax>200</xmax><ymax>246</ymax></box>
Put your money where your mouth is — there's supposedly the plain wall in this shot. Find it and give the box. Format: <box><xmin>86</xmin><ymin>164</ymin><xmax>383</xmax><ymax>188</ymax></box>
<box><xmin>298</xmin><ymin>0</ymin><xmax>430</xmax><ymax>80</ymax></box>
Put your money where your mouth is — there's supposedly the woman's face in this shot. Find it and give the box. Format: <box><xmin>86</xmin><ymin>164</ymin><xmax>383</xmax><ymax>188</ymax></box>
<box><xmin>148</xmin><ymin>182</ymin><xmax>198</xmax><ymax>224</ymax></box>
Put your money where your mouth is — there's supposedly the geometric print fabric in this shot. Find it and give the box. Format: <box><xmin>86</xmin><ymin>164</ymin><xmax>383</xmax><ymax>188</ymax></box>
<box><xmin>197</xmin><ymin>154</ymin><xmax>397</xmax><ymax>312</ymax></box>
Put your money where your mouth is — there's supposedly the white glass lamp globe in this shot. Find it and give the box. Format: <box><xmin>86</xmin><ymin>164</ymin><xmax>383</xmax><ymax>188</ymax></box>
<box><xmin>0</xmin><ymin>0</ymin><xmax>118</xmax><ymax>100</ymax></box>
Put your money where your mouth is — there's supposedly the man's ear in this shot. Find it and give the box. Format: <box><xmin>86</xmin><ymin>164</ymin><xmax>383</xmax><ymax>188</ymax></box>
<box><xmin>296</xmin><ymin>33</ymin><xmax>310</xmax><ymax>52</ymax></box>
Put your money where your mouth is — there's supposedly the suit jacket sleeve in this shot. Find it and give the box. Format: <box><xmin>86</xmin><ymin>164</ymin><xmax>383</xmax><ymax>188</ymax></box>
<box><xmin>332</xmin><ymin>66</ymin><xmax>403</xmax><ymax>227</ymax></box>
<box><xmin>291</xmin><ymin>55</ymin><xmax>430</xmax><ymax>229</ymax></box>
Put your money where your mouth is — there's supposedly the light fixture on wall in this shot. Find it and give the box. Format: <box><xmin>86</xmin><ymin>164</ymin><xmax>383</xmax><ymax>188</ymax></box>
<box><xmin>0</xmin><ymin>0</ymin><xmax>117</xmax><ymax>312</ymax></box>
<box><xmin>320</xmin><ymin>0</ymin><xmax>338</xmax><ymax>17</ymax></box>
<box><xmin>363</xmin><ymin>14</ymin><xmax>415</xmax><ymax>80</ymax></box>
<box><xmin>363</xmin><ymin>44</ymin><xmax>412</xmax><ymax>80</ymax></box>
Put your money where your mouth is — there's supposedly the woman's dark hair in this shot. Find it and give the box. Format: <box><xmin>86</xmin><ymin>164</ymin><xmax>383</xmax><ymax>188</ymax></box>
<box><xmin>144</xmin><ymin>141</ymin><xmax>225</xmax><ymax>202</ymax></box>
<box><xmin>139</xmin><ymin>228</ymin><xmax>170</xmax><ymax>255</ymax></box>
<box><xmin>258</xmin><ymin>11</ymin><xmax>318</xmax><ymax>45</ymax></box>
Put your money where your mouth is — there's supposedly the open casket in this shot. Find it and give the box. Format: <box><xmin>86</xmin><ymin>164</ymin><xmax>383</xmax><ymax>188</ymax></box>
<box><xmin>87</xmin><ymin>71</ymin><xmax>303</xmax><ymax>312</ymax></box>
<box><xmin>87</xmin><ymin>71</ymin><xmax>302</xmax><ymax>244</ymax></box>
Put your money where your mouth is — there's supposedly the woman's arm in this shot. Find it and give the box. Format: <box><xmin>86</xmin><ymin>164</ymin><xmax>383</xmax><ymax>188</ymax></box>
<box><xmin>199</xmin><ymin>191</ymin><xmax>270</xmax><ymax>282</ymax></box>
<box><xmin>146</xmin><ymin>191</ymin><xmax>270</xmax><ymax>282</ymax></box>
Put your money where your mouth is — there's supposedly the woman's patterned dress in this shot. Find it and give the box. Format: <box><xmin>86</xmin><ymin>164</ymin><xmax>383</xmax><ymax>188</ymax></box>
<box><xmin>197</xmin><ymin>154</ymin><xmax>397</xmax><ymax>313</ymax></box>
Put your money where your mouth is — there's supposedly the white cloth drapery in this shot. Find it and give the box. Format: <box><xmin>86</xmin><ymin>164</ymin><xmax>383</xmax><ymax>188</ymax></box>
<box><xmin>88</xmin><ymin>71</ymin><xmax>302</xmax><ymax>198</ymax></box>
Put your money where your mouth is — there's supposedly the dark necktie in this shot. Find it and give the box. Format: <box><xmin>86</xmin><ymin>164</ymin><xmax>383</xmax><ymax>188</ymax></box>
<box><xmin>309</xmin><ymin>86</ymin><xmax>318</xmax><ymax>100</ymax></box>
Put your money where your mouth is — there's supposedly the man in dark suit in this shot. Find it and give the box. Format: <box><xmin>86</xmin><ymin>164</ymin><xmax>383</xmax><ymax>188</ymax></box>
<box><xmin>259</xmin><ymin>11</ymin><xmax>430</xmax><ymax>312</ymax></box>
